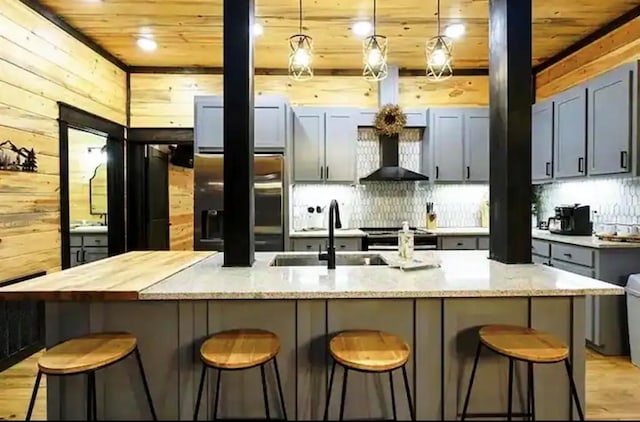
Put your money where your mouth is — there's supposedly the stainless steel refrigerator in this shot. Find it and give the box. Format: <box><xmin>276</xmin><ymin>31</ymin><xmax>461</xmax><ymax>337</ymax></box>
<box><xmin>194</xmin><ymin>153</ymin><xmax>285</xmax><ymax>251</ymax></box>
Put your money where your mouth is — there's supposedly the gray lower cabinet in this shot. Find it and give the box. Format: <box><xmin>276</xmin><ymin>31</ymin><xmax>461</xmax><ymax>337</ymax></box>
<box><xmin>587</xmin><ymin>64</ymin><xmax>634</xmax><ymax>176</ymax></box>
<box><xmin>532</xmin><ymin>238</ymin><xmax>640</xmax><ymax>355</ymax></box>
<box><xmin>438</xmin><ymin>235</ymin><xmax>489</xmax><ymax>250</ymax></box>
<box><xmin>70</xmin><ymin>233</ymin><xmax>109</xmax><ymax>267</ymax></box>
<box><xmin>291</xmin><ymin>237</ymin><xmax>362</xmax><ymax>252</ymax></box>
<box><xmin>532</xmin><ymin>99</ymin><xmax>554</xmax><ymax>181</ymax></box>
<box><xmin>293</xmin><ymin>107</ymin><xmax>358</xmax><ymax>183</ymax></box>
<box><xmin>358</xmin><ymin>108</ymin><xmax>427</xmax><ymax>127</ymax></box>
<box><xmin>554</xmin><ymin>85</ymin><xmax>587</xmax><ymax>178</ymax></box>
<box><xmin>194</xmin><ymin>95</ymin><xmax>288</xmax><ymax>151</ymax></box>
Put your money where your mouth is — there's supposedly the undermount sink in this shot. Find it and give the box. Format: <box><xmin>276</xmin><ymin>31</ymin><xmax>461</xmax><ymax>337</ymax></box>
<box><xmin>270</xmin><ymin>254</ymin><xmax>387</xmax><ymax>267</ymax></box>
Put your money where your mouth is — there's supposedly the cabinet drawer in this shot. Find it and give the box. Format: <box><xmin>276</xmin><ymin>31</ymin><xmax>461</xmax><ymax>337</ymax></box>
<box><xmin>292</xmin><ymin>238</ymin><xmax>325</xmax><ymax>252</ymax></box>
<box><xmin>335</xmin><ymin>238</ymin><xmax>362</xmax><ymax>251</ymax></box>
<box><xmin>440</xmin><ymin>236</ymin><xmax>477</xmax><ymax>250</ymax></box>
<box><xmin>550</xmin><ymin>259</ymin><xmax>595</xmax><ymax>278</ymax></box>
<box><xmin>477</xmin><ymin>236</ymin><xmax>489</xmax><ymax>250</ymax></box>
<box><xmin>83</xmin><ymin>235</ymin><xmax>108</xmax><ymax>247</ymax></box>
<box><xmin>551</xmin><ymin>243</ymin><xmax>594</xmax><ymax>268</ymax></box>
<box><xmin>531</xmin><ymin>239</ymin><xmax>550</xmax><ymax>258</ymax></box>
<box><xmin>70</xmin><ymin>234</ymin><xmax>83</xmax><ymax>247</ymax></box>
<box><xmin>532</xmin><ymin>254</ymin><xmax>550</xmax><ymax>265</ymax></box>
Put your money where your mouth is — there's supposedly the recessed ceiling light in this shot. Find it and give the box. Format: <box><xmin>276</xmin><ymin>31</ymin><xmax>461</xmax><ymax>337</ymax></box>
<box><xmin>139</xmin><ymin>26</ymin><xmax>153</xmax><ymax>36</ymax></box>
<box><xmin>253</xmin><ymin>22</ymin><xmax>264</xmax><ymax>36</ymax></box>
<box><xmin>137</xmin><ymin>37</ymin><xmax>157</xmax><ymax>52</ymax></box>
<box><xmin>352</xmin><ymin>21</ymin><xmax>372</xmax><ymax>37</ymax></box>
<box><xmin>444</xmin><ymin>23</ymin><xmax>465</xmax><ymax>39</ymax></box>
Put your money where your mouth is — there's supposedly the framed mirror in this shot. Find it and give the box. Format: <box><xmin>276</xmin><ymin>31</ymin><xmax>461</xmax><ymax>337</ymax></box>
<box><xmin>88</xmin><ymin>145</ymin><xmax>108</xmax><ymax>215</ymax></box>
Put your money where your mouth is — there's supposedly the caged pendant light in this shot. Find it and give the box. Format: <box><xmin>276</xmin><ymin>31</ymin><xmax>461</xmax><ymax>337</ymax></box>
<box><xmin>362</xmin><ymin>0</ymin><xmax>388</xmax><ymax>81</ymax></box>
<box><xmin>288</xmin><ymin>0</ymin><xmax>313</xmax><ymax>81</ymax></box>
<box><xmin>425</xmin><ymin>0</ymin><xmax>453</xmax><ymax>81</ymax></box>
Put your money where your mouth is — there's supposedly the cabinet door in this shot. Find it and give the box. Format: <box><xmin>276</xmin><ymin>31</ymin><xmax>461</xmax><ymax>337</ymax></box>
<box><xmin>325</xmin><ymin>108</ymin><xmax>358</xmax><ymax>182</ymax></box>
<box><xmin>554</xmin><ymin>85</ymin><xmax>587</xmax><ymax>178</ymax></box>
<box><xmin>532</xmin><ymin>100</ymin><xmax>554</xmax><ymax>180</ymax></box>
<box><xmin>255</xmin><ymin>101</ymin><xmax>286</xmax><ymax>150</ymax></box>
<box><xmin>83</xmin><ymin>247</ymin><xmax>109</xmax><ymax>264</ymax></box>
<box><xmin>431</xmin><ymin>109</ymin><xmax>465</xmax><ymax>181</ymax></box>
<box><xmin>464</xmin><ymin>108</ymin><xmax>490</xmax><ymax>182</ymax></box>
<box><xmin>291</xmin><ymin>238</ymin><xmax>325</xmax><ymax>252</ymax></box>
<box><xmin>70</xmin><ymin>247</ymin><xmax>83</xmax><ymax>267</ymax></box>
<box><xmin>293</xmin><ymin>108</ymin><xmax>325</xmax><ymax>182</ymax></box>
<box><xmin>194</xmin><ymin>97</ymin><xmax>224</xmax><ymax>151</ymax></box>
<box><xmin>588</xmin><ymin>65</ymin><xmax>633</xmax><ymax>175</ymax></box>
<box><xmin>404</xmin><ymin>109</ymin><xmax>428</xmax><ymax>127</ymax></box>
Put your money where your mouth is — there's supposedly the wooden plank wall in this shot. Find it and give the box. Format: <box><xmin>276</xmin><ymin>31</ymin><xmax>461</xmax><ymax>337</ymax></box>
<box><xmin>536</xmin><ymin>15</ymin><xmax>640</xmax><ymax>100</ymax></box>
<box><xmin>130</xmin><ymin>74</ymin><xmax>489</xmax><ymax>127</ymax></box>
<box><xmin>168</xmin><ymin>164</ymin><xmax>194</xmax><ymax>251</ymax></box>
<box><xmin>0</xmin><ymin>0</ymin><xmax>126</xmax><ymax>283</ymax></box>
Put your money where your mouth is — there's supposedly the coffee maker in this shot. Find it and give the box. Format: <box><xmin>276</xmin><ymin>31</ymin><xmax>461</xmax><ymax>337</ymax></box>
<box><xmin>549</xmin><ymin>204</ymin><xmax>592</xmax><ymax>235</ymax></box>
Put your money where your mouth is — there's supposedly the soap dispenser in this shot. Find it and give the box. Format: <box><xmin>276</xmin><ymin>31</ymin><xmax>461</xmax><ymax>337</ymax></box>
<box><xmin>398</xmin><ymin>221</ymin><xmax>415</xmax><ymax>260</ymax></box>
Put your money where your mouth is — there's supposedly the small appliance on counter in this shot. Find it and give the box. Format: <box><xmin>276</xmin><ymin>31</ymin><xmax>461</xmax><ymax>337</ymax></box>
<box><xmin>548</xmin><ymin>204</ymin><xmax>592</xmax><ymax>235</ymax></box>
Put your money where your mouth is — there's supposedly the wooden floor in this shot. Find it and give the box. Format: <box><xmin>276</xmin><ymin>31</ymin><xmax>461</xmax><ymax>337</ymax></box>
<box><xmin>0</xmin><ymin>350</ymin><xmax>638</xmax><ymax>420</ymax></box>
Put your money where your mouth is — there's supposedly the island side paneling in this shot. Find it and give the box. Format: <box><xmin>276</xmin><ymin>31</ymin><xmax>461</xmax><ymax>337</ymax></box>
<box><xmin>0</xmin><ymin>0</ymin><xmax>127</xmax><ymax>283</ymax></box>
<box><xmin>44</xmin><ymin>297</ymin><xmax>584</xmax><ymax>421</ymax></box>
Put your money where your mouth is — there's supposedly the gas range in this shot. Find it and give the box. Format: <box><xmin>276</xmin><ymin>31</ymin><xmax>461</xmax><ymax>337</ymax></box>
<box><xmin>360</xmin><ymin>227</ymin><xmax>437</xmax><ymax>251</ymax></box>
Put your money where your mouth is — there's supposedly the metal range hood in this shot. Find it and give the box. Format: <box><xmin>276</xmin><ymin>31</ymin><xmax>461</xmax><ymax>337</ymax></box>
<box><xmin>360</xmin><ymin>66</ymin><xmax>429</xmax><ymax>182</ymax></box>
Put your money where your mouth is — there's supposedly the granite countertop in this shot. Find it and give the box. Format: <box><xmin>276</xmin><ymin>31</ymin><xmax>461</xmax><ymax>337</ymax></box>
<box><xmin>140</xmin><ymin>250</ymin><xmax>623</xmax><ymax>300</ymax></box>
<box><xmin>423</xmin><ymin>227</ymin><xmax>489</xmax><ymax>236</ymax></box>
<box><xmin>532</xmin><ymin>229</ymin><xmax>640</xmax><ymax>249</ymax></box>
<box><xmin>70</xmin><ymin>225</ymin><xmax>108</xmax><ymax>234</ymax></box>
<box><xmin>290</xmin><ymin>229</ymin><xmax>367</xmax><ymax>238</ymax></box>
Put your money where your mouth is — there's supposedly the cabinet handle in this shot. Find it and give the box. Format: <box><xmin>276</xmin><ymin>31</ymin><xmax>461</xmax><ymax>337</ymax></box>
<box><xmin>578</xmin><ymin>157</ymin><xmax>584</xmax><ymax>173</ymax></box>
<box><xmin>545</xmin><ymin>162</ymin><xmax>551</xmax><ymax>176</ymax></box>
<box><xmin>326</xmin><ymin>166</ymin><xmax>329</xmax><ymax>179</ymax></box>
<box><xmin>320</xmin><ymin>166</ymin><xmax>323</xmax><ymax>179</ymax></box>
<box><xmin>82</xmin><ymin>250</ymin><xmax>87</xmax><ymax>263</ymax></box>
<box><xmin>435</xmin><ymin>166</ymin><xmax>439</xmax><ymax>179</ymax></box>
<box><xmin>621</xmin><ymin>151</ymin><xmax>628</xmax><ymax>169</ymax></box>
<box><xmin>457</xmin><ymin>242</ymin><xmax>463</xmax><ymax>246</ymax></box>
<box><xmin>76</xmin><ymin>249</ymin><xmax>81</xmax><ymax>263</ymax></box>
<box><xmin>466</xmin><ymin>166</ymin><xmax>470</xmax><ymax>179</ymax></box>
<box><xmin>564</xmin><ymin>253</ymin><xmax>572</xmax><ymax>258</ymax></box>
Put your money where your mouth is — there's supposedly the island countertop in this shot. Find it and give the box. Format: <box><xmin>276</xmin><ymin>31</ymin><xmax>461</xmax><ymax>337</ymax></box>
<box><xmin>140</xmin><ymin>250</ymin><xmax>623</xmax><ymax>300</ymax></box>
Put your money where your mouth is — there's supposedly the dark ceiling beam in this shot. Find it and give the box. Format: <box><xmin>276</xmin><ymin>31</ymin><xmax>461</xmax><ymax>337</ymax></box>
<box><xmin>128</xmin><ymin>66</ymin><xmax>490</xmax><ymax>76</ymax></box>
<box><xmin>534</xmin><ymin>4</ymin><xmax>640</xmax><ymax>74</ymax></box>
<box><xmin>19</xmin><ymin>0</ymin><xmax>128</xmax><ymax>72</ymax></box>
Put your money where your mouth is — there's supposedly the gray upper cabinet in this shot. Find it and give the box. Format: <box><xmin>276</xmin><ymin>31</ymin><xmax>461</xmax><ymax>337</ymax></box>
<box><xmin>194</xmin><ymin>95</ymin><xmax>287</xmax><ymax>151</ymax></box>
<box><xmin>554</xmin><ymin>85</ymin><xmax>587</xmax><ymax>178</ymax></box>
<box><xmin>293</xmin><ymin>108</ymin><xmax>325</xmax><ymax>182</ymax></box>
<box><xmin>464</xmin><ymin>109</ymin><xmax>489</xmax><ymax>182</ymax></box>
<box><xmin>293</xmin><ymin>107</ymin><xmax>358</xmax><ymax>183</ymax></box>
<box><xmin>431</xmin><ymin>108</ymin><xmax>465</xmax><ymax>181</ymax></box>
<box><xmin>325</xmin><ymin>109</ymin><xmax>358</xmax><ymax>182</ymax></box>
<box><xmin>532</xmin><ymin>100</ymin><xmax>554</xmax><ymax>181</ymax></box>
<box><xmin>357</xmin><ymin>108</ymin><xmax>427</xmax><ymax>127</ymax></box>
<box><xmin>587</xmin><ymin>65</ymin><xmax>633</xmax><ymax>176</ymax></box>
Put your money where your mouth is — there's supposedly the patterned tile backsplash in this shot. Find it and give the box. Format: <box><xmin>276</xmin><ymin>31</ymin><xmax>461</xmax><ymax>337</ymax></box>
<box><xmin>537</xmin><ymin>176</ymin><xmax>640</xmax><ymax>225</ymax></box>
<box><xmin>291</xmin><ymin>128</ymin><xmax>489</xmax><ymax>229</ymax></box>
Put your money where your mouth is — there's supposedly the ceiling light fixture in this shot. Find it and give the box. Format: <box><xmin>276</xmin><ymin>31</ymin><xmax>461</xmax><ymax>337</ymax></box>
<box><xmin>425</xmin><ymin>0</ymin><xmax>453</xmax><ymax>82</ymax></box>
<box><xmin>253</xmin><ymin>22</ymin><xmax>264</xmax><ymax>37</ymax></box>
<box><xmin>362</xmin><ymin>0</ymin><xmax>387</xmax><ymax>81</ymax></box>
<box><xmin>352</xmin><ymin>21</ymin><xmax>372</xmax><ymax>37</ymax></box>
<box><xmin>137</xmin><ymin>36</ymin><xmax>157</xmax><ymax>52</ymax></box>
<box><xmin>288</xmin><ymin>0</ymin><xmax>313</xmax><ymax>81</ymax></box>
<box><xmin>444</xmin><ymin>23</ymin><xmax>465</xmax><ymax>39</ymax></box>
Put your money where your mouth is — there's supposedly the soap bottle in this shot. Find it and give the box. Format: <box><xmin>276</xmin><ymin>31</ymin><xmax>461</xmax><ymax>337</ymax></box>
<box><xmin>398</xmin><ymin>221</ymin><xmax>415</xmax><ymax>260</ymax></box>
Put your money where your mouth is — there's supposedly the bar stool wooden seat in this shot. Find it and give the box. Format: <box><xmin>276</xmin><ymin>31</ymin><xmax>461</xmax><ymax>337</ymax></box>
<box><xmin>461</xmin><ymin>325</ymin><xmax>584</xmax><ymax>421</ymax></box>
<box><xmin>193</xmin><ymin>329</ymin><xmax>287</xmax><ymax>420</ymax></box>
<box><xmin>324</xmin><ymin>330</ymin><xmax>415</xmax><ymax>421</ymax></box>
<box><xmin>26</xmin><ymin>332</ymin><xmax>157</xmax><ymax>421</ymax></box>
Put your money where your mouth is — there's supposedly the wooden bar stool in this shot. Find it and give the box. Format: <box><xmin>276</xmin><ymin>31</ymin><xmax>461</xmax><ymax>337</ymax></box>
<box><xmin>460</xmin><ymin>324</ymin><xmax>584</xmax><ymax>421</ymax></box>
<box><xmin>323</xmin><ymin>330</ymin><xmax>415</xmax><ymax>421</ymax></box>
<box><xmin>193</xmin><ymin>329</ymin><xmax>287</xmax><ymax>420</ymax></box>
<box><xmin>26</xmin><ymin>332</ymin><xmax>157</xmax><ymax>421</ymax></box>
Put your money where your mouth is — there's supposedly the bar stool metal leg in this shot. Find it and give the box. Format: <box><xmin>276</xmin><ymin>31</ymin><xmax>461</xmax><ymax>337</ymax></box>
<box><xmin>134</xmin><ymin>347</ymin><xmax>158</xmax><ymax>420</ymax></box>
<box><xmin>90</xmin><ymin>372</ymin><xmax>97</xmax><ymax>421</ymax></box>
<box><xmin>25</xmin><ymin>370</ymin><xmax>42</xmax><ymax>421</ymax></box>
<box><xmin>389</xmin><ymin>371</ymin><xmax>397</xmax><ymax>421</ymax></box>
<box><xmin>213</xmin><ymin>369</ymin><xmax>222</xmax><ymax>421</ymax></box>
<box><xmin>324</xmin><ymin>360</ymin><xmax>336</xmax><ymax>421</ymax></box>
<box><xmin>507</xmin><ymin>358</ymin><xmax>514</xmax><ymax>421</ymax></box>
<box><xmin>564</xmin><ymin>359</ymin><xmax>585</xmax><ymax>421</ymax></box>
<box><xmin>401</xmin><ymin>365</ymin><xmax>415</xmax><ymax>421</ymax></box>
<box><xmin>528</xmin><ymin>362</ymin><xmax>536</xmax><ymax>421</ymax></box>
<box><xmin>260</xmin><ymin>364</ymin><xmax>271</xmax><ymax>420</ymax></box>
<box><xmin>461</xmin><ymin>341</ymin><xmax>482</xmax><ymax>421</ymax></box>
<box><xmin>273</xmin><ymin>358</ymin><xmax>288</xmax><ymax>420</ymax></box>
<box><xmin>193</xmin><ymin>365</ymin><xmax>207</xmax><ymax>420</ymax></box>
<box><xmin>339</xmin><ymin>367</ymin><xmax>349</xmax><ymax>421</ymax></box>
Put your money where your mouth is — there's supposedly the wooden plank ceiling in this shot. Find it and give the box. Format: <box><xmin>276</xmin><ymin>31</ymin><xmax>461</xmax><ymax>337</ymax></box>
<box><xmin>38</xmin><ymin>0</ymin><xmax>639</xmax><ymax>69</ymax></box>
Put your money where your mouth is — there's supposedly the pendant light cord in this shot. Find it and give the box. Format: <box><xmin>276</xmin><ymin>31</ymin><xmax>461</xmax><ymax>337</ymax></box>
<box><xmin>299</xmin><ymin>0</ymin><xmax>303</xmax><ymax>33</ymax></box>
<box><xmin>437</xmin><ymin>0</ymin><xmax>441</xmax><ymax>35</ymax></box>
<box><xmin>373</xmin><ymin>0</ymin><xmax>377</xmax><ymax>32</ymax></box>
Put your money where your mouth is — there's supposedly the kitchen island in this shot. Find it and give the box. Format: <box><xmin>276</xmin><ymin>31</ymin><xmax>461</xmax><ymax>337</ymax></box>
<box><xmin>0</xmin><ymin>250</ymin><xmax>622</xmax><ymax>421</ymax></box>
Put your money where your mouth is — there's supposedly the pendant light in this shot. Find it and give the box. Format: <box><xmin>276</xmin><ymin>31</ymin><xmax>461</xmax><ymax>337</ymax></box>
<box><xmin>425</xmin><ymin>0</ymin><xmax>453</xmax><ymax>81</ymax></box>
<box><xmin>288</xmin><ymin>0</ymin><xmax>313</xmax><ymax>81</ymax></box>
<box><xmin>362</xmin><ymin>0</ymin><xmax>388</xmax><ymax>81</ymax></box>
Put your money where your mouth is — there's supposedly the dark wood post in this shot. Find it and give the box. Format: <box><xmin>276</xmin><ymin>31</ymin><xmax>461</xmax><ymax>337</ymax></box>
<box><xmin>488</xmin><ymin>0</ymin><xmax>533</xmax><ymax>263</ymax></box>
<box><xmin>223</xmin><ymin>0</ymin><xmax>255</xmax><ymax>266</ymax></box>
